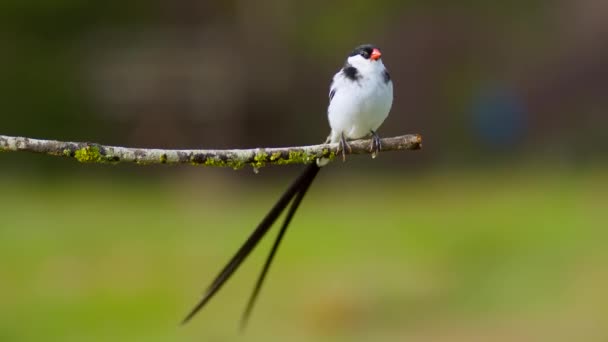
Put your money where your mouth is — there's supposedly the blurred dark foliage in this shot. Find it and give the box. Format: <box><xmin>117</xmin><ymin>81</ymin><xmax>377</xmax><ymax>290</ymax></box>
<box><xmin>2</xmin><ymin>0</ymin><xmax>607</xmax><ymax>172</ymax></box>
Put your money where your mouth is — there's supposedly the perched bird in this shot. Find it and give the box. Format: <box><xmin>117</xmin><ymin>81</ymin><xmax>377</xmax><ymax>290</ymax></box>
<box><xmin>182</xmin><ymin>44</ymin><xmax>393</xmax><ymax>330</ymax></box>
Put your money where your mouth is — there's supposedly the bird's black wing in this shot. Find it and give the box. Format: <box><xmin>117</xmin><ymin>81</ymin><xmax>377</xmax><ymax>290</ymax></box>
<box><xmin>382</xmin><ymin>69</ymin><xmax>391</xmax><ymax>83</ymax></box>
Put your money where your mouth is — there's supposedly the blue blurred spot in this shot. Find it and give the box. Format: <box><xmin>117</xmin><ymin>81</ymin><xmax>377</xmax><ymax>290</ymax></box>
<box><xmin>471</xmin><ymin>86</ymin><xmax>527</xmax><ymax>148</ymax></box>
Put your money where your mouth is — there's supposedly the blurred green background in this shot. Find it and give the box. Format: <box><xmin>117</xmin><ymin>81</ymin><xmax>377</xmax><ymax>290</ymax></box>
<box><xmin>1</xmin><ymin>1</ymin><xmax>608</xmax><ymax>341</ymax></box>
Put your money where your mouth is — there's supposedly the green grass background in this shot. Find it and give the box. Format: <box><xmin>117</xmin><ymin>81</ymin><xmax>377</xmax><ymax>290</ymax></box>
<box><xmin>1</xmin><ymin>166</ymin><xmax>607</xmax><ymax>341</ymax></box>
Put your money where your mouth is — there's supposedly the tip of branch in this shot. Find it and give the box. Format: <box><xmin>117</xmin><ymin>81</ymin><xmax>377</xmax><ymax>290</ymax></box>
<box><xmin>415</xmin><ymin>134</ymin><xmax>423</xmax><ymax>149</ymax></box>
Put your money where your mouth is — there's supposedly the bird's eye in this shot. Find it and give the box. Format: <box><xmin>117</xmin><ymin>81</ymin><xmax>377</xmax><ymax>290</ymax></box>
<box><xmin>360</xmin><ymin>51</ymin><xmax>369</xmax><ymax>58</ymax></box>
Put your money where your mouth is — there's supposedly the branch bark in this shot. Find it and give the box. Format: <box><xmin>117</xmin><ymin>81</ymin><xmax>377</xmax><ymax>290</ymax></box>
<box><xmin>0</xmin><ymin>134</ymin><xmax>422</xmax><ymax>169</ymax></box>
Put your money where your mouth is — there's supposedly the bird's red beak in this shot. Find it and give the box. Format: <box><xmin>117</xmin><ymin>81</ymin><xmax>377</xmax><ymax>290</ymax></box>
<box><xmin>371</xmin><ymin>48</ymin><xmax>382</xmax><ymax>61</ymax></box>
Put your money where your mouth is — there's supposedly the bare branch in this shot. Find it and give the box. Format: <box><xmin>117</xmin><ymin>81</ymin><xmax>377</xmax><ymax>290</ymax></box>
<box><xmin>0</xmin><ymin>134</ymin><xmax>422</xmax><ymax>169</ymax></box>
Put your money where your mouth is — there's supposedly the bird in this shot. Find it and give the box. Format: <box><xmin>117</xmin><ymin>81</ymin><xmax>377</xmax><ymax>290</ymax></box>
<box><xmin>181</xmin><ymin>44</ymin><xmax>393</xmax><ymax>330</ymax></box>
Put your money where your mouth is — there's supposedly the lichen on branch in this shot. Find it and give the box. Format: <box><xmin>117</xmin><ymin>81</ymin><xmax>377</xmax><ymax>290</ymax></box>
<box><xmin>0</xmin><ymin>134</ymin><xmax>422</xmax><ymax>169</ymax></box>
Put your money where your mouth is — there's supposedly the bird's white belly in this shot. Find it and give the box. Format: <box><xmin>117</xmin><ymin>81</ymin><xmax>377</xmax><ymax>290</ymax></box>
<box><xmin>328</xmin><ymin>78</ymin><xmax>392</xmax><ymax>142</ymax></box>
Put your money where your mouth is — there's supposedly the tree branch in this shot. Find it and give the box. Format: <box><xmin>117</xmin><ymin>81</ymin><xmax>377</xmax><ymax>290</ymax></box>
<box><xmin>0</xmin><ymin>134</ymin><xmax>422</xmax><ymax>169</ymax></box>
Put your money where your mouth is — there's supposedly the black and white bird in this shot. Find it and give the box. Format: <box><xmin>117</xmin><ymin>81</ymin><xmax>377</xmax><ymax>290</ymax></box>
<box><xmin>182</xmin><ymin>44</ymin><xmax>393</xmax><ymax>329</ymax></box>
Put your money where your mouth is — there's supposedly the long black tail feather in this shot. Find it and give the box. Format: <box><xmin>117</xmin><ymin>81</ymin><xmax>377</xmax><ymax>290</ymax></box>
<box><xmin>239</xmin><ymin>164</ymin><xmax>319</xmax><ymax>331</ymax></box>
<box><xmin>181</xmin><ymin>163</ymin><xmax>321</xmax><ymax>325</ymax></box>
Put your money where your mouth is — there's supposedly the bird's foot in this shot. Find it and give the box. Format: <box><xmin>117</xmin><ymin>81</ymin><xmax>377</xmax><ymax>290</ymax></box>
<box><xmin>370</xmin><ymin>130</ymin><xmax>382</xmax><ymax>159</ymax></box>
<box><xmin>336</xmin><ymin>133</ymin><xmax>352</xmax><ymax>162</ymax></box>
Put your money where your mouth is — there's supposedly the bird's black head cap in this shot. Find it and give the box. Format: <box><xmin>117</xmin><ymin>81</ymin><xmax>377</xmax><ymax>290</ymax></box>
<box><xmin>349</xmin><ymin>44</ymin><xmax>377</xmax><ymax>60</ymax></box>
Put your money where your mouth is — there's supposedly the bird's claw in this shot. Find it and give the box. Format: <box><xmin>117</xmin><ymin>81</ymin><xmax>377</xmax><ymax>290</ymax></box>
<box><xmin>336</xmin><ymin>133</ymin><xmax>352</xmax><ymax>162</ymax></box>
<box><xmin>370</xmin><ymin>131</ymin><xmax>381</xmax><ymax>159</ymax></box>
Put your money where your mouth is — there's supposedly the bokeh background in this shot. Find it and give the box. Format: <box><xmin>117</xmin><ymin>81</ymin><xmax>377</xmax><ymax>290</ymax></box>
<box><xmin>1</xmin><ymin>1</ymin><xmax>607</xmax><ymax>341</ymax></box>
